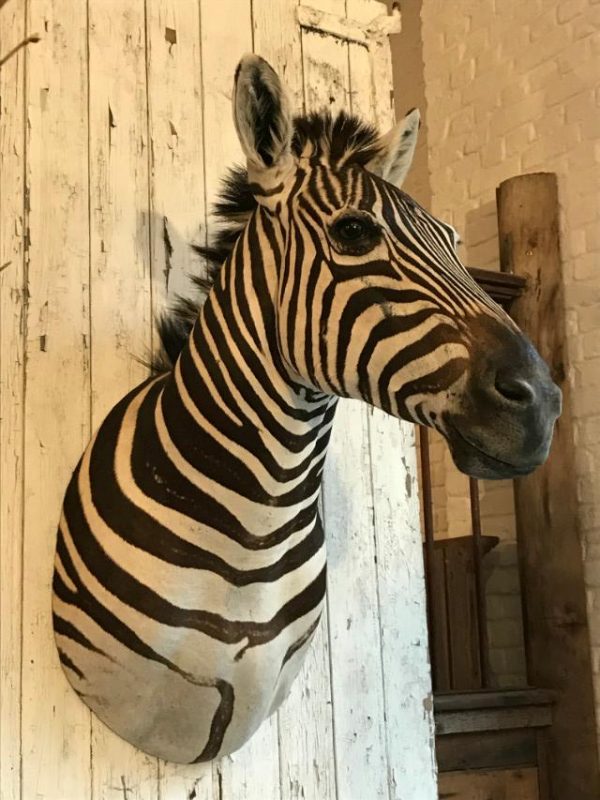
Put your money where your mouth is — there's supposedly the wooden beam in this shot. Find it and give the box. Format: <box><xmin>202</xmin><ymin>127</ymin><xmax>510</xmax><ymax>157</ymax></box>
<box><xmin>438</xmin><ymin>768</ymin><xmax>539</xmax><ymax>800</ymax></box>
<box><xmin>436</xmin><ymin>729</ymin><xmax>539</xmax><ymax>773</ymax></box>
<box><xmin>435</xmin><ymin>688</ymin><xmax>554</xmax><ymax>714</ymax></box>
<box><xmin>496</xmin><ymin>172</ymin><xmax>600</xmax><ymax>800</ymax></box>
<box><xmin>467</xmin><ymin>266</ymin><xmax>526</xmax><ymax>306</ymax></box>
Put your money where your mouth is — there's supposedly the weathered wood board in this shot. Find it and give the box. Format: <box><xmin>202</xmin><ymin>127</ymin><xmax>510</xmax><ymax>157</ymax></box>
<box><xmin>438</xmin><ymin>767</ymin><xmax>539</xmax><ymax>800</ymax></box>
<box><xmin>0</xmin><ymin>2</ymin><xmax>436</xmax><ymax>798</ymax></box>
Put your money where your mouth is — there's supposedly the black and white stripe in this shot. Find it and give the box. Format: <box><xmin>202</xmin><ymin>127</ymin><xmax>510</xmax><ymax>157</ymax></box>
<box><xmin>52</xmin><ymin>55</ymin><xmax>559</xmax><ymax>763</ymax></box>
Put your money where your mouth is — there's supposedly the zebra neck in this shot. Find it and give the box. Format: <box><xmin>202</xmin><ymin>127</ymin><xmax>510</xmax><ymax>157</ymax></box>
<box><xmin>158</xmin><ymin>252</ymin><xmax>338</xmax><ymax>538</ymax></box>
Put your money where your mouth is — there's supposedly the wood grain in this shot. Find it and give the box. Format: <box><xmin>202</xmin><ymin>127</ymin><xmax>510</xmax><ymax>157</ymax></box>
<box><xmin>146</xmin><ymin>0</ymin><xmax>207</xmax><ymax>319</ymax></box>
<box><xmin>21</xmin><ymin>0</ymin><xmax>93</xmax><ymax>797</ymax></box>
<box><xmin>0</xmin><ymin>5</ymin><xmax>26</xmax><ymax>800</ymax></box>
<box><xmin>438</xmin><ymin>767</ymin><xmax>539</xmax><ymax>800</ymax></box>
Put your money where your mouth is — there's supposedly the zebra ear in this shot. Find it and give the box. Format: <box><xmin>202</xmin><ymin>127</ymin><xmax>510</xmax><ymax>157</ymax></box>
<box><xmin>233</xmin><ymin>55</ymin><xmax>294</xmax><ymax>197</ymax></box>
<box><xmin>367</xmin><ymin>108</ymin><xmax>420</xmax><ymax>187</ymax></box>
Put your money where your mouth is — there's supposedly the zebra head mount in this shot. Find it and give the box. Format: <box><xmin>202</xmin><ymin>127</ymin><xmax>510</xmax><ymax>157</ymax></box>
<box><xmin>233</xmin><ymin>55</ymin><xmax>561</xmax><ymax>479</ymax></box>
<box><xmin>53</xmin><ymin>54</ymin><xmax>562</xmax><ymax>767</ymax></box>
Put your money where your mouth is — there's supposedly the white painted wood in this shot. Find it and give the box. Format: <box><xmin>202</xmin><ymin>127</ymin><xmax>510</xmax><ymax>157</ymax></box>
<box><xmin>300</xmin><ymin>23</ymin><xmax>349</xmax><ymax>114</ymax></box>
<box><xmin>21</xmin><ymin>1</ymin><xmax>93</xmax><ymax>798</ymax></box>
<box><xmin>86</xmin><ymin>4</ymin><xmax>159</xmax><ymax>798</ymax></box>
<box><xmin>366</xmin><ymin>411</ymin><xmax>438</xmax><ymax>798</ymax></box>
<box><xmin>157</xmin><ymin>762</ymin><xmax>213</xmax><ymax>800</ymax></box>
<box><xmin>217</xmin><ymin>715</ymin><xmax>280</xmax><ymax>800</ymax></box>
<box><xmin>199</xmin><ymin>0</ymin><xmax>250</xmax><ymax>215</ymax></box>
<box><xmin>296</xmin><ymin>5</ymin><xmax>368</xmax><ymax>46</ymax></box>
<box><xmin>0</xmin><ymin>2</ymin><xmax>436</xmax><ymax>798</ymax></box>
<box><xmin>347</xmin><ymin>36</ymin><xmax>374</xmax><ymax>118</ymax></box>
<box><xmin>87</xmin><ymin>0</ymin><xmax>152</xmax><ymax>459</ymax></box>
<box><xmin>146</xmin><ymin>0</ymin><xmax>207</xmax><ymax>317</ymax></box>
<box><xmin>0</xmin><ymin>7</ymin><xmax>26</xmax><ymax>800</ymax></box>
<box><xmin>252</xmin><ymin>0</ymin><xmax>303</xmax><ymax>112</ymax></box>
<box><xmin>322</xmin><ymin>401</ymin><xmax>390</xmax><ymax>800</ymax></box>
<box><xmin>300</xmin><ymin>0</ymin><xmax>346</xmax><ymax>16</ymax></box>
<box><xmin>277</xmin><ymin>610</ymin><xmax>337</xmax><ymax>800</ymax></box>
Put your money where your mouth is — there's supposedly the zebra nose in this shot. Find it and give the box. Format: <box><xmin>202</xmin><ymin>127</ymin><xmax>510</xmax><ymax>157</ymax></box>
<box><xmin>493</xmin><ymin>369</ymin><xmax>536</xmax><ymax>407</ymax></box>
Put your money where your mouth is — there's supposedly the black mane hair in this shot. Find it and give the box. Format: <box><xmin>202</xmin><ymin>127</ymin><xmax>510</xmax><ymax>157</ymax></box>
<box><xmin>153</xmin><ymin>110</ymin><xmax>380</xmax><ymax>372</ymax></box>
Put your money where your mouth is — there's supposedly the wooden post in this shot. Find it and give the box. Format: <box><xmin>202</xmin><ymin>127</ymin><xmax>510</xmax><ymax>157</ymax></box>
<box><xmin>497</xmin><ymin>172</ymin><xmax>600</xmax><ymax>799</ymax></box>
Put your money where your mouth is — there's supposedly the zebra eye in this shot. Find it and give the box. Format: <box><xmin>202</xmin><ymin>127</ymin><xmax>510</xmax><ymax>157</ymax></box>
<box><xmin>329</xmin><ymin>214</ymin><xmax>381</xmax><ymax>254</ymax></box>
<box><xmin>335</xmin><ymin>218</ymin><xmax>367</xmax><ymax>241</ymax></box>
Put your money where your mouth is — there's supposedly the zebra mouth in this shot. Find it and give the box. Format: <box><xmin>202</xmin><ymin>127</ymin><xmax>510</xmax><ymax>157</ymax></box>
<box><xmin>445</xmin><ymin>422</ymin><xmax>537</xmax><ymax>480</ymax></box>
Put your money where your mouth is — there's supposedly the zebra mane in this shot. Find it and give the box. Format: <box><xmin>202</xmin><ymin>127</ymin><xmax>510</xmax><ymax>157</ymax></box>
<box><xmin>153</xmin><ymin>110</ymin><xmax>380</xmax><ymax>372</ymax></box>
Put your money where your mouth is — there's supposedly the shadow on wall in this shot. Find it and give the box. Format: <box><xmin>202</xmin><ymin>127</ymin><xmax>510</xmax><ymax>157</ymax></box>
<box><xmin>464</xmin><ymin>200</ymin><xmax>500</xmax><ymax>269</ymax></box>
<box><xmin>484</xmin><ymin>541</ymin><xmax>528</xmax><ymax>687</ymax></box>
<box><xmin>136</xmin><ymin>210</ymin><xmax>208</xmax><ymax>324</ymax></box>
<box><xmin>388</xmin><ymin>0</ymin><xmax>431</xmax><ymax>209</ymax></box>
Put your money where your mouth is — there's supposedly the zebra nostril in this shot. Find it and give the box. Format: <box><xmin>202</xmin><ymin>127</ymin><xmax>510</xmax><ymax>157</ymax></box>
<box><xmin>494</xmin><ymin>371</ymin><xmax>535</xmax><ymax>406</ymax></box>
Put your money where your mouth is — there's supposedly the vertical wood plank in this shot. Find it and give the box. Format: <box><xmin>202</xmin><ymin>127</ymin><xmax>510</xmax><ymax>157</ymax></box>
<box><xmin>146</xmin><ymin>0</ymin><xmax>207</xmax><ymax>317</ymax></box>
<box><xmin>303</xmin><ymin>4</ymin><xmax>410</xmax><ymax>797</ymax></box>
<box><xmin>347</xmin><ymin>0</ymin><xmax>398</xmax><ymax>131</ymax></box>
<box><xmin>86</xmin><ymin>2</ymin><xmax>158</xmax><ymax>797</ymax></box>
<box><xmin>303</xmin><ymin>5</ymin><xmax>408</xmax><ymax>797</ymax></box>
<box><xmin>157</xmin><ymin>763</ymin><xmax>213</xmax><ymax>800</ymax></box>
<box><xmin>0</xmin><ymin>5</ymin><xmax>26</xmax><ymax>799</ymax></box>
<box><xmin>366</xmin><ymin>415</ymin><xmax>438</xmax><ymax>799</ymax></box>
<box><xmin>429</xmin><ymin>546</ymin><xmax>452</xmax><ymax>692</ymax></box>
<box><xmin>322</xmin><ymin>403</ymin><xmax>389</xmax><ymax>800</ymax></box>
<box><xmin>87</xmin><ymin>1</ymin><xmax>152</xmax><ymax>439</ymax></box>
<box><xmin>251</xmin><ymin>0</ymin><xmax>303</xmax><ymax>112</ymax></box>
<box><xmin>199</xmin><ymin>0</ymin><xmax>250</xmax><ymax>211</ymax></box>
<box><xmin>218</xmin><ymin>719</ymin><xmax>280</xmax><ymax>800</ymax></box>
<box><xmin>21</xmin><ymin>1</ymin><xmax>93</xmax><ymax>797</ymax></box>
<box><xmin>301</xmin><ymin>29</ymin><xmax>348</xmax><ymax>115</ymax></box>
<box><xmin>346</xmin><ymin>39</ymin><xmax>374</xmax><ymax>123</ymax></box>
<box><xmin>445</xmin><ymin>544</ymin><xmax>481</xmax><ymax>690</ymax></box>
<box><xmin>276</xmin><ymin>612</ymin><xmax>337</xmax><ymax>800</ymax></box>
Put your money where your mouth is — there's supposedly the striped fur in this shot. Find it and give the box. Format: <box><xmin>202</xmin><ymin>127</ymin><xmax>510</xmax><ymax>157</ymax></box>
<box><xmin>52</xmin><ymin>56</ymin><xmax>560</xmax><ymax>763</ymax></box>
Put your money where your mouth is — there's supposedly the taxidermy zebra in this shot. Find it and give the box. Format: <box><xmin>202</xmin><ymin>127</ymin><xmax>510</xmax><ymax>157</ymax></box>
<box><xmin>52</xmin><ymin>54</ymin><xmax>561</xmax><ymax>763</ymax></box>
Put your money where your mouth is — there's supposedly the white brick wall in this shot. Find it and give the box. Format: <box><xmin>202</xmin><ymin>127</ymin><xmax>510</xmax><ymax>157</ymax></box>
<box><xmin>413</xmin><ymin>0</ymin><xmax>600</xmax><ymax>740</ymax></box>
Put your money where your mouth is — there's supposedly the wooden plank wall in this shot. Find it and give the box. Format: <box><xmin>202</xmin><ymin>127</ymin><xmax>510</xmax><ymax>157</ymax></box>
<box><xmin>0</xmin><ymin>2</ymin><xmax>436</xmax><ymax>799</ymax></box>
